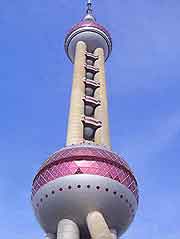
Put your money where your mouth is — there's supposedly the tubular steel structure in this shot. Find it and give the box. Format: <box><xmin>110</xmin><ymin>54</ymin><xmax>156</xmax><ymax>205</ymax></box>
<box><xmin>31</xmin><ymin>1</ymin><xmax>139</xmax><ymax>238</ymax></box>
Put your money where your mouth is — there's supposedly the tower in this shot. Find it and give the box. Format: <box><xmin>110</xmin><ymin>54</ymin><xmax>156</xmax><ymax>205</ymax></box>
<box><xmin>31</xmin><ymin>1</ymin><xmax>139</xmax><ymax>239</ymax></box>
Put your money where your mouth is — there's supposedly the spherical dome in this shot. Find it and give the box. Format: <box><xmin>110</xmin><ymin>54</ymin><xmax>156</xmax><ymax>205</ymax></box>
<box><xmin>85</xmin><ymin>87</ymin><xmax>94</xmax><ymax>96</ymax></box>
<box><xmin>84</xmin><ymin>126</ymin><xmax>94</xmax><ymax>140</ymax></box>
<box><xmin>86</xmin><ymin>59</ymin><xmax>94</xmax><ymax>65</ymax></box>
<box><xmin>86</xmin><ymin>71</ymin><xmax>94</xmax><ymax>80</ymax></box>
<box><xmin>32</xmin><ymin>145</ymin><xmax>138</xmax><ymax>238</ymax></box>
<box><xmin>65</xmin><ymin>20</ymin><xmax>112</xmax><ymax>62</ymax></box>
<box><xmin>85</xmin><ymin>105</ymin><xmax>94</xmax><ymax>116</ymax></box>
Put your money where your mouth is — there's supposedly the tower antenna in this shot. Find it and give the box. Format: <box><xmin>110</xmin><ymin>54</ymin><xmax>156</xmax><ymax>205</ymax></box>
<box><xmin>84</xmin><ymin>0</ymin><xmax>96</xmax><ymax>21</ymax></box>
<box><xmin>87</xmin><ymin>0</ymin><xmax>93</xmax><ymax>15</ymax></box>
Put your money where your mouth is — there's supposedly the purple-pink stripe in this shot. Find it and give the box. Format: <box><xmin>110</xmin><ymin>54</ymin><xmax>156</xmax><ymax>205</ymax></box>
<box><xmin>32</xmin><ymin>147</ymin><xmax>138</xmax><ymax>202</ymax></box>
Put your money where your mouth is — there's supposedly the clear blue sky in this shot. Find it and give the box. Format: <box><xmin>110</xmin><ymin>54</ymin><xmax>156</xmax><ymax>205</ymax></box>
<box><xmin>0</xmin><ymin>0</ymin><xmax>180</xmax><ymax>238</ymax></box>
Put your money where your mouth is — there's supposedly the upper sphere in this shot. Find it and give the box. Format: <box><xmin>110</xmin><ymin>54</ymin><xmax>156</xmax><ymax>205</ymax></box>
<box><xmin>65</xmin><ymin>20</ymin><xmax>112</xmax><ymax>62</ymax></box>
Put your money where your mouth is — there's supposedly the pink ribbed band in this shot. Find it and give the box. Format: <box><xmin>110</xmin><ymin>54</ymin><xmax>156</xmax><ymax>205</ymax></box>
<box><xmin>65</xmin><ymin>20</ymin><xmax>112</xmax><ymax>43</ymax></box>
<box><xmin>32</xmin><ymin>146</ymin><xmax>138</xmax><ymax>202</ymax></box>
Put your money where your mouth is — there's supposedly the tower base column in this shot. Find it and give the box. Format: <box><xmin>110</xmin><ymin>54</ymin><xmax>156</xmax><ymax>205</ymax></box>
<box><xmin>87</xmin><ymin>211</ymin><xmax>113</xmax><ymax>239</ymax></box>
<box><xmin>57</xmin><ymin>219</ymin><xmax>80</xmax><ymax>239</ymax></box>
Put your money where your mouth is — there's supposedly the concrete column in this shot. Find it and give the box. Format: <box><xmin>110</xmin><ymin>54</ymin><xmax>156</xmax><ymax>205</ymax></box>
<box><xmin>66</xmin><ymin>41</ymin><xmax>87</xmax><ymax>145</ymax></box>
<box><xmin>94</xmin><ymin>48</ymin><xmax>111</xmax><ymax>149</ymax></box>
<box><xmin>45</xmin><ymin>233</ymin><xmax>56</xmax><ymax>239</ymax></box>
<box><xmin>57</xmin><ymin>219</ymin><xmax>80</xmax><ymax>239</ymax></box>
<box><xmin>86</xmin><ymin>211</ymin><xmax>113</xmax><ymax>239</ymax></box>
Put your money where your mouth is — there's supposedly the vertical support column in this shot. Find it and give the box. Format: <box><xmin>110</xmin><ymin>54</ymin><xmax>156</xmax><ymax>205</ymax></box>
<box><xmin>57</xmin><ymin>219</ymin><xmax>80</xmax><ymax>239</ymax></box>
<box><xmin>94</xmin><ymin>48</ymin><xmax>111</xmax><ymax>148</ymax></box>
<box><xmin>86</xmin><ymin>211</ymin><xmax>113</xmax><ymax>239</ymax></box>
<box><xmin>66</xmin><ymin>41</ymin><xmax>87</xmax><ymax>145</ymax></box>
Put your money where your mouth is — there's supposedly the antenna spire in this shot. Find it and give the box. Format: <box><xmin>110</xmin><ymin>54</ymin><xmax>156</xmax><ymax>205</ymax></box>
<box><xmin>84</xmin><ymin>0</ymin><xmax>96</xmax><ymax>21</ymax></box>
<box><xmin>87</xmin><ymin>0</ymin><xmax>93</xmax><ymax>15</ymax></box>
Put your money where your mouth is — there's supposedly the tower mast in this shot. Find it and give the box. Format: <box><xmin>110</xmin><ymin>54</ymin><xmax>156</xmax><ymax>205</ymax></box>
<box><xmin>87</xmin><ymin>0</ymin><xmax>93</xmax><ymax>14</ymax></box>
<box><xmin>84</xmin><ymin>0</ymin><xmax>96</xmax><ymax>21</ymax></box>
<box><xmin>66</xmin><ymin>0</ymin><xmax>111</xmax><ymax>148</ymax></box>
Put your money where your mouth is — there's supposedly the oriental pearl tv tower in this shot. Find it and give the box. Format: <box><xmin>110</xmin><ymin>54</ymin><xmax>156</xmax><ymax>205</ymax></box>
<box><xmin>31</xmin><ymin>1</ymin><xmax>139</xmax><ymax>238</ymax></box>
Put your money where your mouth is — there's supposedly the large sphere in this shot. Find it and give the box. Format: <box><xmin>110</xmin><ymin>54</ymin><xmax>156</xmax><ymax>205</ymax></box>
<box><xmin>65</xmin><ymin>21</ymin><xmax>112</xmax><ymax>62</ymax></box>
<box><xmin>32</xmin><ymin>145</ymin><xmax>138</xmax><ymax>238</ymax></box>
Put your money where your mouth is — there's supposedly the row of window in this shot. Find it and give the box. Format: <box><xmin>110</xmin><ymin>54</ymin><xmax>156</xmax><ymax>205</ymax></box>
<box><xmin>36</xmin><ymin>184</ymin><xmax>135</xmax><ymax>217</ymax></box>
<box><xmin>83</xmin><ymin>52</ymin><xmax>101</xmax><ymax>141</ymax></box>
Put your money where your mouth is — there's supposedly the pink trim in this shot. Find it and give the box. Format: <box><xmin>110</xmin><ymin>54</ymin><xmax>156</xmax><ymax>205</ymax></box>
<box><xmin>66</xmin><ymin>21</ymin><xmax>112</xmax><ymax>41</ymax></box>
<box><xmin>32</xmin><ymin>147</ymin><xmax>138</xmax><ymax>202</ymax></box>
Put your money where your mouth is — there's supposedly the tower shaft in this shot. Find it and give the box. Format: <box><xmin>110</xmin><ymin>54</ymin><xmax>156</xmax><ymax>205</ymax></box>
<box><xmin>66</xmin><ymin>41</ymin><xmax>87</xmax><ymax>145</ymax></box>
<box><xmin>66</xmin><ymin>41</ymin><xmax>111</xmax><ymax>148</ymax></box>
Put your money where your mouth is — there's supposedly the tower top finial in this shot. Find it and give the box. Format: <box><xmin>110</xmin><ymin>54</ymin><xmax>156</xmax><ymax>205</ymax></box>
<box><xmin>87</xmin><ymin>0</ymin><xmax>93</xmax><ymax>15</ymax></box>
<box><xmin>84</xmin><ymin>0</ymin><xmax>96</xmax><ymax>21</ymax></box>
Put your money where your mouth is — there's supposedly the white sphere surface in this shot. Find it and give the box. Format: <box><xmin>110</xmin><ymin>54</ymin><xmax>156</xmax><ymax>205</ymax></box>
<box><xmin>32</xmin><ymin>175</ymin><xmax>137</xmax><ymax>237</ymax></box>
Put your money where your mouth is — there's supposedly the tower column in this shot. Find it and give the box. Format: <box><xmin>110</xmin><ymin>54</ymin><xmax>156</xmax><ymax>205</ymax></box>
<box><xmin>94</xmin><ymin>48</ymin><xmax>111</xmax><ymax>148</ymax></box>
<box><xmin>57</xmin><ymin>219</ymin><xmax>80</xmax><ymax>239</ymax></box>
<box><xmin>86</xmin><ymin>211</ymin><xmax>113</xmax><ymax>239</ymax></box>
<box><xmin>66</xmin><ymin>41</ymin><xmax>87</xmax><ymax>145</ymax></box>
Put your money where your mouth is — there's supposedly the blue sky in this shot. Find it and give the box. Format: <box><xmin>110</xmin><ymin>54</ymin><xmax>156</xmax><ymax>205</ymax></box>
<box><xmin>0</xmin><ymin>0</ymin><xmax>180</xmax><ymax>238</ymax></box>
